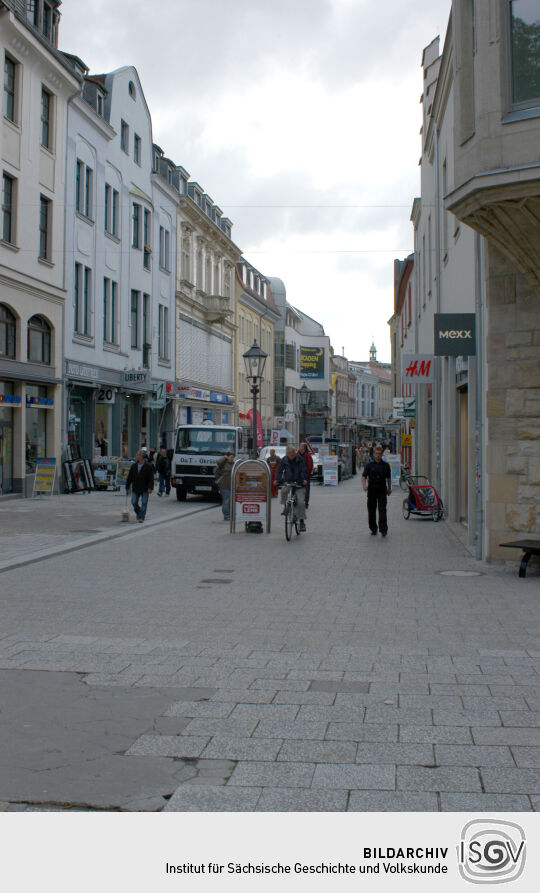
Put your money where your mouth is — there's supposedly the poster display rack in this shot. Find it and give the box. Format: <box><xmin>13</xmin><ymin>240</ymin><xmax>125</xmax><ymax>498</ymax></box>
<box><xmin>230</xmin><ymin>458</ymin><xmax>271</xmax><ymax>534</ymax></box>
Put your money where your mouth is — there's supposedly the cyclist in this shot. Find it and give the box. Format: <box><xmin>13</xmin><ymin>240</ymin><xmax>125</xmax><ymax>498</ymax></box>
<box><xmin>297</xmin><ymin>442</ymin><xmax>313</xmax><ymax>508</ymax></box>
<box><xmin>276</xmin><ymin>446</ymin><xmax>308</xmax><ymax>531</ymax></box>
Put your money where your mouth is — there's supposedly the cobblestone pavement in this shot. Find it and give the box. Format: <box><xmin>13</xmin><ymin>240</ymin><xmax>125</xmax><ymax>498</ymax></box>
<box><xmin>1</xmin><ymin>479</ymin><xmax>539</xmax><ymax>812</ymax></box>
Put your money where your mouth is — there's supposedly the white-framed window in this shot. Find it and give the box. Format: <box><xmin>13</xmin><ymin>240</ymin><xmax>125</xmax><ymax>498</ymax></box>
<box><xmin>75</xmin><ymin>159</ymin><xmax>93</xmax><ymax>219</ymax></box>
<box><xmin>4</xmin><ymin>54</ymin><xmax>17</xmax><ymax>123</ymax></box>
<box><xmin>120</xmin><ymin>119</ymin><xmax>129</xmax><ymax>153</ymax></box>
<box><xmin>103</xmin><ymin>278</ymin><xmax>118</xmax><ymax>344</ymax></box>
<box><xmin>130</xmin><ymin>290</ymin><xmax>140</xmax><ymax>348</ymax></box>
<box><xmin>41</xmin><ymin>86</ymin><xmax>53</xmax><ymax>150</ymax></box>
<box><xmin>132</xmin><ymin>203</ymin><xmax>141</xmax><ymax>248</ymax></box>
<box><xmin>96</xmin><ymin>92</ymin><xmax>104</xmax><ymax>117</ymax></box>
<box><xmin>159</xmin><ymin>226</ymin><xmax>170</xmax><ymax>271</ymax></box>
<box><xmin>39</xmin><ymin>195</ymin><xmax>51</xmax><ymax>261</ymax></box>
<box><xmin>143</xmin><ymin>209</ymin><xmax>151</xmax><ymax>269</ymax></box>
<box><xmin>74</xmin><ymin>263</ymin><xmax>92</xmax><ymax>335</ymax></box>
<box><xmin>134</xmin><ymin>133</ymin><xmax>141</xmax><ymax>165</ymax></box>
<box><xmin>158</xmin><ymin>305</ymin><xmax>169</xmax><ymax>359</ymax></box>
<box><xmin>104</xmin><ymin>184</ymin><xmax>119</xmax><ymax>236</ymax></box>
<box><xmin>2</xmin><ymin>172</ymin><xmax>16</xmax><ymax>244</ymax></box>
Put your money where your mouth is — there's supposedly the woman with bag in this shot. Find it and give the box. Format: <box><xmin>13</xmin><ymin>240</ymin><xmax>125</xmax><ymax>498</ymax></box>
<box><xmin>214</xmin><ymin>450</ymin><xmax>235</xmax><ymax>521</ymax></box>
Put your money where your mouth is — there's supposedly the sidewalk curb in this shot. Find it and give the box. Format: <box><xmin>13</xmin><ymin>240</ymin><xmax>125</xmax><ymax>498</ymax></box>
<box><xmin>0</xmin><ymin>503</ymin><xmax>218</xmax><ymax>574</ymax></box>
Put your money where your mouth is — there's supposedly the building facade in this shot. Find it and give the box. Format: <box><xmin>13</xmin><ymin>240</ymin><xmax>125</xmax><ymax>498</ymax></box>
<box><xmin>64</xmin><ymin>66</ymin><xmax>178</xmax><ymax>462</ymax></box>
<box><xmin>235</xmin><ymin>259</ymin><xmax>279</xmax><ymax>445</ymax></box>
<box><xmin>0</xmin><ymin>0</ymin><xmax>81</xmax><ymax>494</ymax></box>
<box><xmin>175</xmin><ymin>173</ymin><xmax>240</xmax><ymax>428</ymax></box>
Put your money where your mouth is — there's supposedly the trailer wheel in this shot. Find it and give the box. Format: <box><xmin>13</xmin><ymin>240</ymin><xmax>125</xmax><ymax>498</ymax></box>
<box><xmin>176</xmin><ymin>486</ymin><xmax>187</xmax><ymax>502</ymax></box>
<box><xmin>402</xmin><ymin>498</ymin><xmax>410</xmax><ymax>520</ymax></box>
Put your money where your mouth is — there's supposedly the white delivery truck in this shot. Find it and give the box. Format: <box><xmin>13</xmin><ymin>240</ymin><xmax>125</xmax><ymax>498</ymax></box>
<box><xmin>171</xmin><ymin>424</ymin><xmax>247</xmax><ymax>501</ymax></box>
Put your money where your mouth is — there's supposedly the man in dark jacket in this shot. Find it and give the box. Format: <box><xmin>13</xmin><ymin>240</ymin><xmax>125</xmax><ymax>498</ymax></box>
<box><xmin>276</xmin><ymin>446</ymin><xmax>308</xmax><ymax>531</ymax></box>
<box><xmin>362</xmin><ymin>444</ymin><xmax>391</xmax><ymax>536</ymax></box>
<box><xmin>156</xmin><ymin>447</ymin><xmax>171</xmax><ymax>496</ymax></box>
<box><xmin>297</xmin><ymin>442</ymin><xmax>314</xmax><ymax>509</ymax></box>
<box><xmin>126</xmin><ymin>450</ymin><xmax>154</xmax><ymax>522</ymax></box>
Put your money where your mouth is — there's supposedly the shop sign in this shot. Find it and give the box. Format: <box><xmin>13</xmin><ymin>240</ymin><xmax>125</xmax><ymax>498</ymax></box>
<box><xmin>124</xmin><ymin>370</ymin><xmax>150</xmax><ymax>386</ymax></box>
<box><xmin>300</xmin><ymin>346</ymin><xmax>325</xmax><ymax>379</ymax></box>
<box><xmin>0</xmin><ymin>394</ymin><xmax>21</xmax><ymax>405</ymax></box>
<box><xmin>96</xmin><ymin>387</ymin><xmax>115</xmax><ymax>404</ymax></box>
<box><xmin>66</xmin><ymin>360</ymin><xmax>99</xmax><ymax>380</ymax></box>
<box><xmin>402</xmin><ymin>354</ymin><xmax>434</xmax><ymax>383</ymax></box>
<box><xmin>149</xmin><ymin>382</ymin><xmax>167</xmax><ymax>409</ymax></box>
<box><xmin>434</xmin><ymin>314</ymin><xmax>476</xmax><ymax>356</ymax></box>
<box><xmin>26</xmin><ymin>395</ymin><xmax>54</xmax><ymax>407</ymax></box>
<box><xmin>270</xmin><ymin>430</ymin><xmax>280</xmax><ymax>445</ymax></box>
<box><xmin>231</xmin><ymin>458</ymin><xmax>271</xmax><ymax>533</ymax></box>
<box><xmin>189</xmin><ymin>387</ymin><xmax>211</xmax><ymax>402</ymax></box>
<box><xmin>401</xmin><ymin>433</ymin><xmax>412</xmax><ymax>447</ymax></box>
<box><xmin>32</xmin><ymin>458</ymin><xmax>57</xmax><ymax>497</ymax></box>
<box><xmin>393</xmin><ymin>397</ymin><xmax>416</xmax><ymax>419</ymax></box>
<box><xmin>210</xmin><ymin>392</ymin><xmax>232</xmax><ymax>405</ymax></box>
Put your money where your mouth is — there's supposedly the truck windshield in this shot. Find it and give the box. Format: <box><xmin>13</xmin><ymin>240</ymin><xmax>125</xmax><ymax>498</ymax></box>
<box><xmin>176</xmin><ymin>428</ymin><xmax>236</xmax><ymax>455</ymax></box>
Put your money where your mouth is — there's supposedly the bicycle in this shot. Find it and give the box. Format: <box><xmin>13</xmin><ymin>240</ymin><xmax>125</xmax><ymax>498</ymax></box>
<box><xmin>280</xmin><ymin>482</ymin><xmax>305</xmax><ymax>541</ymax></box>
<box><xmin>399</xmin><ymin>463</ymin><xmax>413</xmax><ymax>491</ymax></box>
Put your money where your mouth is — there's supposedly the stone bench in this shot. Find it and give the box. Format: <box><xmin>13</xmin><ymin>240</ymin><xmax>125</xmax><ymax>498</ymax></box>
<box><xmin>500</xmin><ymin>540</ymin><xmax>540</xmax><ymax>578</ymax></box>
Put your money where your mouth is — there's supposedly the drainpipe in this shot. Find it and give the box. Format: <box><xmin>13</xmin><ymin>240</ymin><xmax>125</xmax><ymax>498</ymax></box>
<box><xmin>474</xmin><ymin>232</ymin><xmax>484</xmax><ymax>560</ymax></box>
<box><xmin>433</xmin><ymin>122</ymin><xmax>442</xmax><ymax>495</ymax></box>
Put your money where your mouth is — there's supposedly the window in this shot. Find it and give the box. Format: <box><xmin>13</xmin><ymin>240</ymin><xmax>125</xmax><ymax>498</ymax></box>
<box><xmin>134</xmin><ymin>134</ymin><xmax>141</xmax><ymax>165</ymax></box>
<box><xmin>143</xmin><ymin>293</ymin><xmax>150</xmax><ymax>346</ymax></box>
<box><xmin>25</xmin><ymin>384</ymin><xmax>48</xmax><ymax>471</ymax></box>
<box><xmin>103</xmin><ymin>278</ymin><xmax>118</xmax><ymax>344</ymax></box>
<box><xmin>2</xmin><ymin>173</ymin><xmax>15</xmax><ymax>244</ymax></box>
<box><xmin>26</xmin><ymin>1</ymin><xmax>39</xmax><ymax>27</ymax></box>
<box><xmin>159</xmin><ymin>226</ymin><xmax>170</xmax><ymax>270</ymax></box>
<box><xmin>128</xmin><ymin>81</ymin><xmax>136</xmax><ymax>99</ymax></box>
<box><xmin>27</xmin><ymin>315</ymin><xmax>51</xmax><ymax>364</ymax></box>
<box><xmin>120</xmin><ymin>121</ymin><xmax>129</xmax><ymax>155</ymax></box>
<box><xmin>74</xmin><ymin>263</ymin><xmax>91</xmax><ymax>335</ymax></box>
<box><xmin>239</xmin><ymin>315</ymin><xmax>245</xmax><ymax>345</ymax></box>
<box><xmin>143</xmin><ymin>209</ymin><xmax>151</xmax><ymax>269</ymax></box>
<box><xmin>105</xmin><ymin>184</ymin><xmax>119</xmax><ymax>236</ymax></box>
<box><xmin>96</xmin><ymin>92</ymin><xmax>104</xmax><ymax>117</ymax></box>
<box><xmin>42</xmin><ymin>2</ymin><xmax>52</xmax><ymax>40</ymax></box>
<box><xmin>0</xmin><ymin>304</ymin><xmax>16</xmax><ymax>358</ymax></box>
<box><xmin>75</xmin><ymin>160</ymin><xmax>93</xmax><ymax>218</ymax></box>
<box><xmin>132</xmin><ymin>203</ymin><xmax>141</xmax><ymax>248</ymax></box>
<box><xmin>121</xmin><ymin>119</ymin><xmax>129</xmax><ymax>153</ymax></box>
<box><xmin>39</xmin><ymin>195</ymin><xmax>51</xmax><ymax>260</ymax></box>
<box><xmin>510</xmin><ymin>1</ymin><xmax>540</xmax><ymax>106</ymax></box>
<box><xmin>4</xmin><ymin>55</ymin><xmax>16</xmax><ymax>123</ymax></box>
<box><xmin>41</xmin><ymin>87</ymin><xmax>52</xmax><ymax>149</ymax></box>
<box><xmin>159</xmin><ymin>305</ymin><xmax>169</xmax><ymax>359</ymax></box>
<box><xmin>130</xmin><ymin>290</ymin><xmax>140</xmax><ymax>348</ymax></box>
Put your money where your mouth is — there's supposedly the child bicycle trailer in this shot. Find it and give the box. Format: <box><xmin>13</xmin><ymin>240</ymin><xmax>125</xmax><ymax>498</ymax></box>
<box><xmin>402</xmin><ymin>476</ymin><xmax>445</xmax><ymax>522</ymax></box>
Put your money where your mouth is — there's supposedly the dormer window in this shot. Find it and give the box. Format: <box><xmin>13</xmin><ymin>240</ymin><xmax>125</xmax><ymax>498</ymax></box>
<box><xmin>27</xmin><ymin>1</ymin><xmax>39</xmax><ymax>27</ymax></box>
<box><xmin>42</xmin><ymin>3</ymin><xmax>52</xmax><ymax>40</ymax></box>
<box><xmin>96</xmin><ymin>92</ymin><xmax>104</xmax><ymax>117</ymax></box>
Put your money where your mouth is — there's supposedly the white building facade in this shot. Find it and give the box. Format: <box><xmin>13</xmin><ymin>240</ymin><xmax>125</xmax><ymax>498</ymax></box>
<box><xmin>64</xmin><ymin>66</ymin><xmax>178</xmax><ymax>461</ymax></box>
<box><xmin>0</xmin><ymin>0</ymin><xmax>80</xmax><ymax>494</ymax></box>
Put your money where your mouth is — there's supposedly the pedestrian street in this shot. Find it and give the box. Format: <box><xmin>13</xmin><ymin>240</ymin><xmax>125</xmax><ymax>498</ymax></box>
<box><xmin>1</xmin><ymin>478</ymin><xmax>539</xmax><ymax>812</ymax></box>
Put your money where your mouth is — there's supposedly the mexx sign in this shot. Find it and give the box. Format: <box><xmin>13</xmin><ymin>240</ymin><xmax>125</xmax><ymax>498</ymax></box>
<box><xmin>434</xmin><ymin>313</ymin><xmax>476</xmax><ymax>356</ymax></box>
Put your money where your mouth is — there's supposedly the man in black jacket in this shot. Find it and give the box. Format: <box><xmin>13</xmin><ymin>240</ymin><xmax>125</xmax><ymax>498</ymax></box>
<box><xmin>126</xmin><ymin>450</ymin><xmax>154</xmax><ymax>522</ymax></box>
<box><xmin>362</xmin><ymin>444</ymin><xmax>391</xmax><ymax>536</ymax></box>
<box><xmin>156</xmin><ymin>447</ymin><xmax>171</xmax><ymax>496</ymax></box>
<box><xmin>276</xmin><ymin>446</ymin><xmax>308</xmax><ymax>531</ymax></box>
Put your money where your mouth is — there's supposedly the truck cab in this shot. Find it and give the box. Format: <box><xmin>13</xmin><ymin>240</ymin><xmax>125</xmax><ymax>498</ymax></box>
<box><xmin>171</xmin><ymin>424</ymin><xmax>246</xmax><ymax>500</ymax></box>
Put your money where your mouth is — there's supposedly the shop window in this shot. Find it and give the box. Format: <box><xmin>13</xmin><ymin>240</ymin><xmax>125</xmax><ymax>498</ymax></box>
<box><xmin>25</xmin><ymin>384</ymin><xmax>48</xmax><ymax>472</ymax></box>
<box><xmin>27</xmin><ymin>315</ymin><xmax>51</xmax><ymax>364</ymax></box>
<box><xmin>0</xmin><ymin>304</ymin><xmax>16</xmax><ymax>358</ymax></box>
<box><xmin>510</xmin><ymin>1</ymin><xmax>540</xmax><ymax>107</ymax></box>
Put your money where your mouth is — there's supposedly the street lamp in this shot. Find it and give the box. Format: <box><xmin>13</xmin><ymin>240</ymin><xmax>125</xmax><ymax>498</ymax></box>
<box><xmin>299</xmin><ymin>383</ymin><xmax>310</xmax><ymax>442</ymax></box>
<box><xmin>243</xmin><ymin>340</ymin><xmax>267</xmax><ymax>458</ymax></box>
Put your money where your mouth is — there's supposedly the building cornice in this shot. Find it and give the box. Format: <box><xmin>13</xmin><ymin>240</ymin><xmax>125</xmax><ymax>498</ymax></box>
<box><xmin>72</xmin><ymin>94</ymin><xmax>115</xmax><ymax>140</ymax></box>
<box><xmin>0</xmin><ymin>267</ymin><xmax>66</xmax><ymax>304</ymax></box>
<box><xmin>179</xmin><ymin>196</ymin><xmax>242</xmax><ymax>259</ymax></box>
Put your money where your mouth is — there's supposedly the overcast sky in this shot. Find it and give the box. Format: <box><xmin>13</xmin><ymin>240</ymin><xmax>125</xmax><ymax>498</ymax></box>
<box><xmin>60</xmin><ymin>0</ymin><xmax>451</xmax><ymax>363</ymax></box>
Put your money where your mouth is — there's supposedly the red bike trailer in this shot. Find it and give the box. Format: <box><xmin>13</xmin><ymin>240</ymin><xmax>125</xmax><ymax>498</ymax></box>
<box><xmin>402</xmin><ymin>476</ymin><xmax>445</xmax><ymax>522</ymax></box>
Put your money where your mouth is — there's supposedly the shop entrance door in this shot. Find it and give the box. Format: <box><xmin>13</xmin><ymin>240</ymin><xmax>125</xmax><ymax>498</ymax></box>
<box><xmin>458</xmin><ymin>389</ymin><xmax>469</xmax><ymax>523</ymax></box>
<box><xmin>68</xmin><ymin>395</ymin><xmax>86</xmax><ymax>458</ymax></box>
<box><xmin>0</xmin><ymin>419</ymin><xmax>13</xmax><ymax>494</ymax></box>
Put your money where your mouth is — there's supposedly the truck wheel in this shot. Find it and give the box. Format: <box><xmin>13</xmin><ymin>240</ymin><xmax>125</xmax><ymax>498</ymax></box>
<box><xmin>176</xmin><ymin>486</ymin><xmax>187</xmax><ymax>502</ymax></box>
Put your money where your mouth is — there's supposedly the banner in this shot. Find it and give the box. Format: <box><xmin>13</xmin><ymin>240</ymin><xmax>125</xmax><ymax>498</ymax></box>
<box><xmin>300</xmin><ymin>346</ymin><xmax>325</xmax><ymax>379</ymax></box>
<box><xmin>247</xmin><ymin>409</ymin><xmax>264</xmax><ymax>449</ymax></box>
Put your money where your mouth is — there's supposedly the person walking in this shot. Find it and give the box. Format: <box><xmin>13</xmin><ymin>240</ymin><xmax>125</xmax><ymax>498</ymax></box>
<box><xmin>297</xmin><ymin>442</ymin><xmax>313</xmax><ymax>508</ymax></box>
<box><xmin>362</xmin><ymin>443</ymin><xmax>391</xmax><ymax>536</ymax></box>
<box><xmin>156</xmin><ymin>446</ymin><xmax>171</xmax><ymax>496</ymax></box>
<box><xmin>215</xmin><ymin>450</ymin><xmax>235</xmax><ymax>521</ymax></box>
<box><xmin>276</xmin><ymin>446</ymin><xmax>308</xmax><ymax>531</ymax></box>
<box><xmin>266</xmin><ymin>448</ymin><xmax>280</xmax><ymax>497</ymax></box>
<box><xmin>126</xmin><ymin>449</ymin><xmax>154</xmax><ymax>523</ymax></box>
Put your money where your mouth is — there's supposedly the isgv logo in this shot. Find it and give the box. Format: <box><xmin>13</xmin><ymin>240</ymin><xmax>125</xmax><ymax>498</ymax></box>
<box><xmin>458</xmin><ymin>820</ymin><xmax>526</xmax><ymax>884</ymax></box>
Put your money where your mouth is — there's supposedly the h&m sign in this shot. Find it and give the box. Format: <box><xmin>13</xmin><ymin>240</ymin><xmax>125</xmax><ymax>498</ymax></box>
<box><xmin>434</xmin><ymin>314</ymin><xmax>476</xmax><ymax>356</ymax></box>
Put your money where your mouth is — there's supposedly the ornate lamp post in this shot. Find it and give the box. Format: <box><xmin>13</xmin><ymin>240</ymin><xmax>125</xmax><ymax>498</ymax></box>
<box><xmin>243</xmin><ymin>340</ymin><xmax>267</xmax><ymax>458</ymax></box>
<box><xmin>299</xmin><ymin>383</ymin><xmax>310</xmax><ymax>442</ymax></box>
